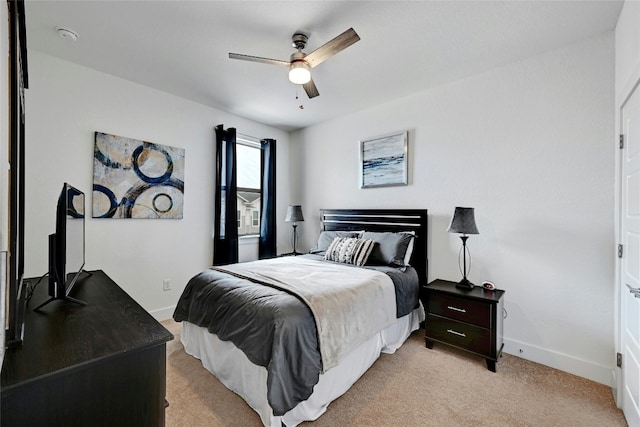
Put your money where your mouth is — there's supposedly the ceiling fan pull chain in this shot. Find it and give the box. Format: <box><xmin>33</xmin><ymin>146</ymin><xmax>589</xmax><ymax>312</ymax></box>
<box><xmin>294</xmin><ymin>86</ymin><xmax>304</xmax><ymax>109</ymax></box>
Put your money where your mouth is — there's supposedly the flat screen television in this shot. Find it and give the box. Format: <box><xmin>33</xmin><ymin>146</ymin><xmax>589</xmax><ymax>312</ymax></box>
<box><xmin>34</xmin><ymin>183</ymin><xmax>86</xmax><ymax>311</ymax></box>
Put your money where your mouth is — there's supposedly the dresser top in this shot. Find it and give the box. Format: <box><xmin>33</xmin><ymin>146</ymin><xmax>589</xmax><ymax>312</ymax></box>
<box><xmin>1</xmin><ymin>270</ymin><xmax>173</xmax><ymax>389</ymax></box>
<box><xmin>426</xmin><ymin>279</ymin><xmax>505</xmax><ymax>302</ymax></box>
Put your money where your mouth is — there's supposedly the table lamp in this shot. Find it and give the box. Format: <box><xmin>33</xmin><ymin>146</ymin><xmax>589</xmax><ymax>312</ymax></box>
<box><xmin>447</xmin><ymin>207</ymin><xmax>479</xmax><ymax>289</ymax></box>
<box><xmin>285</xmin><ymin>205</ymin><xmax>304</xmax><ymax>256</ymax></box>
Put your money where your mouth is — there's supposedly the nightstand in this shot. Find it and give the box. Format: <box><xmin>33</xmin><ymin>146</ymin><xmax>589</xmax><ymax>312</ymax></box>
<box><xmin>424</xmin><ymin>279</ymin><xmax>505</xmax><ymax>372</ymax></box>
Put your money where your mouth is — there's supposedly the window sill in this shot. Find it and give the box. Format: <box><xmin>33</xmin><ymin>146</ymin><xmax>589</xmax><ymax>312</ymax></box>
<box><xmin>239</xmin><ymin>235</ymin><xmax>259</xmax><ymax>245</ymax></box>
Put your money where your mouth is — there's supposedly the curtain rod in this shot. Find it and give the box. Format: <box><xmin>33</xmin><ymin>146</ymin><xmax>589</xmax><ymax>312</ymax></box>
<box><xmin>236</xmin><ymin>132</ymin><xmax>260</xmax><ymax>142</ymax></box>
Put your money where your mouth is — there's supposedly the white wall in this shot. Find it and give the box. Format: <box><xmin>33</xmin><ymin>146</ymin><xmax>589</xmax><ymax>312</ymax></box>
<box><xmin>615</xmin><ymin>0</ymin><xmax>640</xmax><ymax>98</ymax></box>
<box><xmin>291</xmin><ymin>33</ymin><xmax>615</xmax><ymax>385</ymax></box>
<box><xmin>24</xmin><ymin>51</ymin><xmax>291</xmax><ymax>320</ymax></box>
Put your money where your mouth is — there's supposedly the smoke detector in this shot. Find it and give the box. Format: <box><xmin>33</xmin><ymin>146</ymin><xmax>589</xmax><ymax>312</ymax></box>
<box><xmin>56</xmin><ymin>27</ymin><xmax>79</xmax><ymax>41</ymax></box>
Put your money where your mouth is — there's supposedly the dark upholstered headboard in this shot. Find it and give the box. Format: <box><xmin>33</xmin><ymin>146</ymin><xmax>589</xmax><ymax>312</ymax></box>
<box><xmin>319</xmin><ymin>209</ymin><xmax>428</xmax><ymax>285</ymax></box>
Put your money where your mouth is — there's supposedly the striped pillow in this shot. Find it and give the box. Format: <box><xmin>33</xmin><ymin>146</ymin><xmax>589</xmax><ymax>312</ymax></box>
<box><xmin>324</xmin><ymin>237</ymin><xmax>375</xmax><ymax>267</ymax></box>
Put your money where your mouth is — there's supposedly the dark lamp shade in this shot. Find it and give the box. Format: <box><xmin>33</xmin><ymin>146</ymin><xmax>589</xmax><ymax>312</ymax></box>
<box><xmin>447</xmin><ymin>207</ymin><xmax>479</xmax><ymax>235</ymax></box>
<box><xmin>285</xmin><ymin>205</ymin><xmax>304</xmax><ymax>222</ymax></box>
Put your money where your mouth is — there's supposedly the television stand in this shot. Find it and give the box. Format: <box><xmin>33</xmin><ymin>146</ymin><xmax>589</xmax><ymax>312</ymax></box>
<box><xmin>2</xmin><ymin>270</ymin><xmax>173</xmax><ymax>426</ymax></box>
<box><xmin>32</xmin><ymin>269</ymin><xmax>93</xmax><ymax>311</ymax></box>
<box><xmin>32</xmin><ymin>294</ymin><xmax>86</xmax><ymax>311</ymax></box>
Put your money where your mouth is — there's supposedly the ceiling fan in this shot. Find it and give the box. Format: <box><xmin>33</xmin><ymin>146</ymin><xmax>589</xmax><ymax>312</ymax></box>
<box><xmin>229</xmin><ymin>28</ymin><xmax>360</xmax><ymax>99</ymax></box>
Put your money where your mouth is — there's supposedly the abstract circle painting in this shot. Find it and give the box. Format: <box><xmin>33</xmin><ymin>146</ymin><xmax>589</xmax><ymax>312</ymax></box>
<box><xmin>92</xmin><ymin>131</ymin><xmax>185</xmax><ymax>219</ymax></box>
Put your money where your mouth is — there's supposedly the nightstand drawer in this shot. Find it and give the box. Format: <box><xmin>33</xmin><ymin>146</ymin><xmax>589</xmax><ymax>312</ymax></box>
<box><xmin>428</xmin><ymin>293</ymin><xmax>491</xmax><ymax>328</ymax></box>
<box><xmin>426</xmin><ymin>315</ymin><xmax>491</xmax><ymax>355</ymax></box>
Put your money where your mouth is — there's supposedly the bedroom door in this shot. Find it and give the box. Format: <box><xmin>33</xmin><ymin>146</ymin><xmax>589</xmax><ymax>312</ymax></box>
<box><xmin>621</xmin><ymin>81</ymin><xmax>640</xmax><ymax>427</ymax></box>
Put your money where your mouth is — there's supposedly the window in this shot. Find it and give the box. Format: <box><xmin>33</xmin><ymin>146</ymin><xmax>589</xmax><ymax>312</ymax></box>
<box><xmin>236</xmin><ymin>137</ymin><xmax>261</xmax><ymax>237</ymax></box>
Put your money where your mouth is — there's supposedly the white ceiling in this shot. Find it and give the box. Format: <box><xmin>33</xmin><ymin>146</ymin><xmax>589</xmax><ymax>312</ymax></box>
<box><xmin>25</xmin><ymin>1</ymin><xmax>623</xmax><ymax>132</ymax></box>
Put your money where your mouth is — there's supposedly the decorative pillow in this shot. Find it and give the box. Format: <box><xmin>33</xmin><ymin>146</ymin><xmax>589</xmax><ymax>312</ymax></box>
<box><xmin>361</xmin><ymin>231</ymin><xmax>415</xmax><ymax>267</ymax></box>
<box><xmin>324</xmin><ymin>237</ymin><xmax>375</xmax><ymax>267</ymax></box>
<box><xmin>309</xmin><ymin>230</ymin><xmax>362</xmax><ymax>255</ymax></box>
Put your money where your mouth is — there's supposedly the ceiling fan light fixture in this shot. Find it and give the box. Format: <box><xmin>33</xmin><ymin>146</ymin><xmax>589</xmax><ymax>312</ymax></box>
<box><xmin>289</xmin><ymin>61</ymin><xmax>311</xmax><ymax>84</ymax></box>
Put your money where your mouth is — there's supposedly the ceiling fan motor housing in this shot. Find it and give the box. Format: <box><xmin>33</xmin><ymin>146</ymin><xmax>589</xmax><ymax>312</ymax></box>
<box><xmin>290</xmin><ymin>51</ymin><xmax>307</xmax><ymax>62</ymax></box>
<box><xmin>292</xmin><ymin>33</ymin><xmax>308</xmax><ymax>50</ymax></box>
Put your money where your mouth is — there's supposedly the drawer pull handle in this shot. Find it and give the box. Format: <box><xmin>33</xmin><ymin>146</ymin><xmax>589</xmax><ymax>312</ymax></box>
<box><xmin>447</xmin><ymin>329</ymin><xmax>466</xmax><ymax>337</ymax></box>
<box><xmin>447</xmin><ymin>305</ymin><xmax>466</xmax><ymax>313</ymax></box>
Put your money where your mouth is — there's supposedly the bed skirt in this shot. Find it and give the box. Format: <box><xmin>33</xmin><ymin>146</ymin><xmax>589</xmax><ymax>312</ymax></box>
<box><xmin>181</xmin><ymin>302</ymin><xmax>425</xmax><ymax>427</ymax></box>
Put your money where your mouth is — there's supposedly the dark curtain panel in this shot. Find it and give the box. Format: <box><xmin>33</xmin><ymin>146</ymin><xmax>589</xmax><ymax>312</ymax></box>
<box><xmin>259</xmin><ymin>139</ymin><xmax>277</xmax><ymax>259</ymax></box>
<box><xmin>213</xmin><ymin>125</ymin><xmax>238</xmax><ymax>265</ymax></box>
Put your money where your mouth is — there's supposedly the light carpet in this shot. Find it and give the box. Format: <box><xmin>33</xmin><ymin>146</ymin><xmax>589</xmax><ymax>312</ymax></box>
<box><xmin>162</xmin><ymin>319</ymin><xmax>626</xmax><ymax>426</ymax></box>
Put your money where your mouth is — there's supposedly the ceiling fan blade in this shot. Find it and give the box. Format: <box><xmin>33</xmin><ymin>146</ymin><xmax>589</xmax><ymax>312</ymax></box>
<box><xmin>303</xmin><ymin>78</ymin><xmax>319</xmax><ymax>98</ymax></box>
<box><xmin>305</xmin><ymin>28</ymin><xmax>360</xmax><ymax>68</ymax></box>
<box><xmin>228</xmin><ymin>53</ymin><xmax>290</xmax><ymax>67</ymax></box>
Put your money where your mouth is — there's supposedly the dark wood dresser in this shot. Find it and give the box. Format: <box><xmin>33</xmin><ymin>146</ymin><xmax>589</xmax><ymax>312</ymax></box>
<box><xmin>424</xmin><ymin>279</ymin><xmax>504</xmax><ymax>372</ymax></box>
<box><xmin>1</xmin><ymin>270</ymin><xmax>174</xmax><ymax>427</ymax></box>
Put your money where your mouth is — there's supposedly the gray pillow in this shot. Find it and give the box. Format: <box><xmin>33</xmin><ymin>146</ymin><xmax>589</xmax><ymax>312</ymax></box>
<box><xmin>361</xmin><ymin>231</ymin><xmax>415</xmax><ymax>267</ymax></box>
<box><xmin>309</xmin><ymin>230</ymin><xmax>362</xmax><ymax>255</ymax></box>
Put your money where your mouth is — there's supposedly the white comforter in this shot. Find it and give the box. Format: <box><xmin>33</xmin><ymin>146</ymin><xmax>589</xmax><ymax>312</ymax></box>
<box><xmin>215</xmin><ymin>256</ymin><xmax>396</xmax><ymax>371</ymax></box>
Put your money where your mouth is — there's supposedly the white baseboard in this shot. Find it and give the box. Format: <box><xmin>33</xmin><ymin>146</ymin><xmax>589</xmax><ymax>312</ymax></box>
<box><xmin>503</xmin><ymin>337</ymin><xmax>614</xmax><ymax>387</ymax></box>
<box><xmin>149</xmin><ymin>305</ymin><xmax>176</xmax><ymax>322</ymax></box>
<box><xmin>612</xmin><ymin>366</ymin><xmax>622</xmax><ymax>406</ymax></box>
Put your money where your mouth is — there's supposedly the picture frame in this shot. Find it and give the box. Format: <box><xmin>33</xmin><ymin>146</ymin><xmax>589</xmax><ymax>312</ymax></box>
<box><xmin>92</xmin><ymin>132</ymin><xmax>185</xmax><ymax>219</ymax></box>
<box><xmin>360</xmin><ymin>130</ymin><xmax>408</xmax><ymax>188</ymax></box>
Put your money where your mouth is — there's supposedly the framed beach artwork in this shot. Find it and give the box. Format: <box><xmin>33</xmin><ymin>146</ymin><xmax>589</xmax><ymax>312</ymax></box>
<box><xmin>360</xmin><ymin>130</ymin><xmax>408</xmax><ymax>188</ymax></box>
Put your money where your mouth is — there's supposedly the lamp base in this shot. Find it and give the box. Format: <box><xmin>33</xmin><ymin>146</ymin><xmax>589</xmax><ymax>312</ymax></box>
<box><xmin>281</xmin><ymin>251</ymin><xmax>303</xmax><ymax>257</ymax></box>
<box><xmin>456</xmin><ymin>278</ymin><xmax>475</xmax><ymax>290</ymax></box>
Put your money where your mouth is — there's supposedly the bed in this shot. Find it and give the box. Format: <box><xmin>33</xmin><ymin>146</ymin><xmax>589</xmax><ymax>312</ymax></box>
<box><xmin>173</xmin><ymin>209</ymin><xmax>428</xmax><ymax>426</ymax></box>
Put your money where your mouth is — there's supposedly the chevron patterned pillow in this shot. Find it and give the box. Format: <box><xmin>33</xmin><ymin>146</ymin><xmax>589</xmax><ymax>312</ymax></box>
<box><xmin>324</xmin><ymin>237</ymin><xmax>375</xmax><ymax>267</ymax></box>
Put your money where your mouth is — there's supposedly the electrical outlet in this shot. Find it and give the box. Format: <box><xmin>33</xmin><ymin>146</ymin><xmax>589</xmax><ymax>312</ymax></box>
<box><xmin>163</xmin><ymin>279</ymin><xmax>171</xmax><ymax>292</ymax></box>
